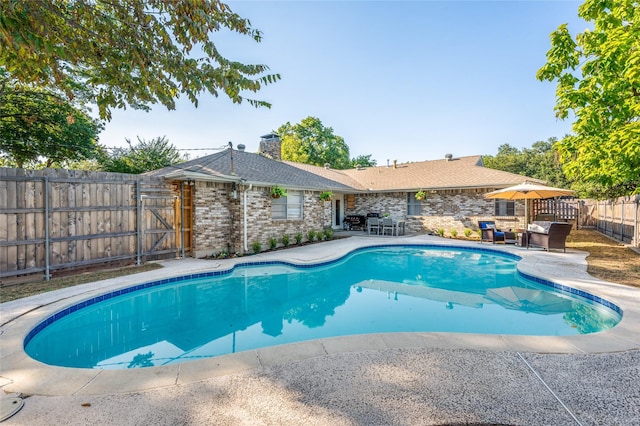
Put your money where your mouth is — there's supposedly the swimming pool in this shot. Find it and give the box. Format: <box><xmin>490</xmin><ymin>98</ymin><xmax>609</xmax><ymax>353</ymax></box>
<box><xmin>24</xmin><ymin>245</ymin><xmax>621</xmax><ymax>369</ymax></box>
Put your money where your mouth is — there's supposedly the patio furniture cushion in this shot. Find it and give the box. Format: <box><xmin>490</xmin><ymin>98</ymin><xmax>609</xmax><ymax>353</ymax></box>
<box><xmin>527</xmin><ymin>222</ymin><xmax>573</xmax><ymax>252</ymax></box>
<box><xmin>478</xmin><ymin>221</ymin><xmax>515</xmax><ymax>244</ymax></box>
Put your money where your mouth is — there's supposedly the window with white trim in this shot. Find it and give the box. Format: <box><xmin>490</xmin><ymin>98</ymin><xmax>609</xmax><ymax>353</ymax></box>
<box><xmin>494</xmin><ymin>200</ymin><xmax>515</xmax><ymax>216</ymax></box>
<box><xmin>272</xmin><ymin>190</ymin><xmax>303</xmax><ymax>219</ymax></box>
<box><xmin>407</xmin><ymin>192</ymin><xmax>422</xmax><ymax>216</ymax></box>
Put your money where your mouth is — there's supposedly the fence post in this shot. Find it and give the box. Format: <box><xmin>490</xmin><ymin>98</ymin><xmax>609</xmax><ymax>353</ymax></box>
<box><xmin>635</xmin><ymin>195</ymin><xmax>639</xmax><ymax>248</ymax></box>
<box><xmin>621</xmin><ymin>199</ymin><xmax>625</xmax><ymax>243</ymax></box>
<box><xmin>44</xmin><ymin>176</ymin><xmax>51</xmax><ymax>281</ymax></box>
<box><xmin>180</xmin><ymin>181</ymin><xmax>185</xmax><ymax>259</ymax></box>
<box><xmin>136</xmin><ymin>180</ymin><xmax>142</xmax><ymax>266</ymax></box>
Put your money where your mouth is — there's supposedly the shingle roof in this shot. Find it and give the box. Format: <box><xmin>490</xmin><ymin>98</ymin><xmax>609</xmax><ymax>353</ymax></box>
<box><xmin>149</xmin><ymin>150</ymin><xmax>542</xmax><ymax>192</ymax></box>
<box><xmin>147</xmin><ymin>149</ymin><xmax>353</xmax><ymax>191</ymax></box>
<box><xmin>288</xmin><ymin>155</ymin><xmax>543</xmax><ymax>191</ymax></box>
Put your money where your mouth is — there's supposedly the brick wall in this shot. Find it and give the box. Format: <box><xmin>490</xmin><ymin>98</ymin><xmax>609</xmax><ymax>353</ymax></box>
<box><xmin>193</xmin><ymin>182</ymin><xmax>327</xmax><ymax>257</ymax></box>
<box><xmin>193</xmin><ymin>183</ymin><xmax>526</xmax><ymax>257</ymax></box>
<box><xmin>345</xmin><ymin>190</ymin><xmax>525</xmax><ymax>235</ymax></box>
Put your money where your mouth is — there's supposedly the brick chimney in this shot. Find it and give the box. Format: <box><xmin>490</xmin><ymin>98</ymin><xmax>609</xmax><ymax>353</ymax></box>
<box><xmin>258</xmin><ymin>133</ymin><xmax>281</xmax><ymax>160</ymax></box>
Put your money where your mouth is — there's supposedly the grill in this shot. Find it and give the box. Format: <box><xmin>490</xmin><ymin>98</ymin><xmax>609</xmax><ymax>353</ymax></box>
<box><xmin>343</xmin><ymin>215</ymin><xmax>366</xmax><ymax>230</ymax></box>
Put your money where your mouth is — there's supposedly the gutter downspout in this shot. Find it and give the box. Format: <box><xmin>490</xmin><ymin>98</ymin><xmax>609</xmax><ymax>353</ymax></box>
<box><xmin>243</xmin><ymin>183</ymin><xmax>252</xmax><ymax>253</ymax></box>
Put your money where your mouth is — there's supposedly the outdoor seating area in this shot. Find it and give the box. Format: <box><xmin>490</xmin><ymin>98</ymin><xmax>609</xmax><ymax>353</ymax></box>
<box><xmin>366</xmin><ymin>215</ymin><xmax>406</xmax><ymax>236</ymax></box>
<box><xmin>527</xmin><ymin>221</ymin><xmax>573</xmax><ymax>252</ymax></box>
<box><xmin>478</xmin><ymin>221</ymin><xmax>516</xmax><ymax>244</ymax></box>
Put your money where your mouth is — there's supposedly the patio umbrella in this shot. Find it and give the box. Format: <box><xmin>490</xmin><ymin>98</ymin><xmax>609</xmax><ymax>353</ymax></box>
<box><xmin>485</xmin><ymin>286</ymin><xmax>574</xmax><ymax>315</ymax></box>
<box><xmin>484</xmin><ymin>182</ymin><xmax>574</xmax><ymax>224</ymax></box>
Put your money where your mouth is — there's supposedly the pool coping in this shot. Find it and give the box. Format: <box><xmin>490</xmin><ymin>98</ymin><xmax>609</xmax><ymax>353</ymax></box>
<box><xmin>1</xmin><ymin>234</ymin><xmax>639</xmax><ymax>396</ymax></box>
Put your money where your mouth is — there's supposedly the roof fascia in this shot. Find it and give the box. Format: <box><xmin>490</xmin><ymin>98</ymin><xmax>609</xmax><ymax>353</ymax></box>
<box><xmin>163</xmin><ymin>170</ymin><xmax>242</xmax><ymax>183</ymax></box>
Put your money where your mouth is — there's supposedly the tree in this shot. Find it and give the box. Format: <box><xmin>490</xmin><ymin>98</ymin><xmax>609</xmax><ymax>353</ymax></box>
<box><xmin>0</xmin><ymin>73</ymin><xmax>103</xmax><ymax>168</ymax></box>
<box><xmin>0</xmin><ymin>1</ymin><xmax>280</xmax><ymax>120</ymax></box>
<box><xmin>278</xmin><ymin>117</ymin><xmax>352</xmax><ymax>169</ymax></box>
<box><xmin>99</xmin><ymin>136</ymin><xmax>187</xmax><ymax>174</ymax></box>
<box><xmin>537</xmin><ymin>0</ymin><xmax>640</xmax><ymax>198</ymax></box>
<box><xmin>483</xmin><ymin>139</ymin><xmax>570</xmax><ymax>189</ymax></box>
<box><xmin>350</xmin><ymin>154</ymin><xmax>377</xmax><ymax>168</ymax></box>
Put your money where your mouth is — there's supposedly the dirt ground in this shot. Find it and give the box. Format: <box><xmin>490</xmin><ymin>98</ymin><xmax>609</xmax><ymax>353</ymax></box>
<box><xmin>566</xmin><ymin>229</ymin><xmax>640</xmax><ymax>289</ymax></box>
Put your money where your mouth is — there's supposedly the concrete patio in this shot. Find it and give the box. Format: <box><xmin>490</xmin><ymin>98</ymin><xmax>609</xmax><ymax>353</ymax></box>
<box><xmin>1</xmin><ymin>234</ymin><xmax>639</xmax><ymax>425</ymax></box>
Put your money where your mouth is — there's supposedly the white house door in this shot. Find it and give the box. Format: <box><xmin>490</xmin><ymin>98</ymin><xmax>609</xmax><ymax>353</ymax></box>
<box><xmin>332</xmin><ymin>194</ymin><xmax>344</xmax><ymax>229</ymax></box>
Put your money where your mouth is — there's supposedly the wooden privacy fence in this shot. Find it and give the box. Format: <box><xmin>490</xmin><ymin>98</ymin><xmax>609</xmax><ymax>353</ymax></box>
<box><xmin>532</xmin><ymin>196</ymin><xmax>640</xmax><ymax>247</ymax></box>
<box><xmin>578</xmin><ymin>196</ymin><xmax>640</xmax><ymax>247</ymax></box>
<box><xmin>1</xmin><ymin>168</ymin><xmax>183</xmax><ymax>281</ymax></box>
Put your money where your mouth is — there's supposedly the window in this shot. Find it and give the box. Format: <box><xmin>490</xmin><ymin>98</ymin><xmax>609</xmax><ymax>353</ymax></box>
<box><xmin>407</xmin><ymin>192</ymin><xmax>422</xmax><ymax>216</ymax></box>
<box><xmin>494</xmin><ymin>200</ymin><xmax>515</xmax><ymax>216</ymax></box>
<box><xmin>272</xmin><ymin>190</ymin><xmax>303</xmax><ymax>219</ymax></box>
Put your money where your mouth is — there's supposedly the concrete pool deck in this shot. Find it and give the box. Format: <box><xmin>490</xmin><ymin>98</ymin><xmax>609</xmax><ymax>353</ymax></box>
<box><xmin>1</xmin><ymin>234</ymin><xmax>639</xmax><ymax>425</ymax></box>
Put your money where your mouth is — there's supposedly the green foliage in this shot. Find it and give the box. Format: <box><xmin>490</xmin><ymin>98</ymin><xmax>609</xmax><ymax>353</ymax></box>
<box><xmin>99</xmin><ymin>136</ymin><xmax>186</xmax><ymax>174</ymax></box>
<box><xmin>324</xmin><ymin>228</ymin><xmax>333</xmax><ymax>240</ymax></box>
<box><xmin>281</xmin><ymin>234</ymin><xmax>290</xmax><ymax>247</ymax></box>
<box><xmin>482</xmin><ymin>140</ymin><xmax>570</xmax><ymax>189</ymax></box>
<box><xmin>415</xmin><ymin>190</ymin><xmax>426</xmax><ymax>201</ymax></box>
<box><xmin>450</xmin><ymin>229</ymin><xmax>458</xmax><ymax>238</ymax></box>
<box><xmin>0</xmin><ymin>1</ymin><xmax>280</xmax><ymax>120</ymax></box>
<box><xmin>436</xmin><ymin>228</ymin><xmax>445</xmax><ymax>237</ymax></box>
<box><xmin>252</xmin><ymin>241</ymin><xmax>262</xmax><ymax>254</ymax></box>
<box><xmin>278</xmin><ymin>116</ymin><xmax>352</xmax><ymax>169</ymax></box>
<box><xmin>350</xmin><ymin>154</ymin><xmax>377</xmax><ymax>168</ymax></box>
<box><xmin>464</xmin><ymin>228</ymin><xmax>473</xmax><ymax>238</ymax></box>
<box><xmin>537</xmin><ymin>1</ymin><xmax>640</xmax><ymax>198</ymax></box>
<box><xmin>270</xmin><ymin>185</ymin><xmax>287</xmax><ymax>198</ymax></box>
<box><xmin>306</xmin><ymin>230</ymin><xmax>316</xmax><ymax>242</ymax></box>
<box><xmin>295</xmin><ymin>232</ymin><xmax>303</xmax><ymax>245</ymax></box>
<box><xmin>269</xmin><ymin>237</ymin><xmax>277</xmax><ymax>250</ymax></box>
<box><xmin>319</xmin><ymin>191</ymin><xmax>333</xmax><ymax>201</ymax></box>
<box><xmin>0</xmin><ymin>73</ymin><xmax>103</xmax><ymax>168</ymax></box>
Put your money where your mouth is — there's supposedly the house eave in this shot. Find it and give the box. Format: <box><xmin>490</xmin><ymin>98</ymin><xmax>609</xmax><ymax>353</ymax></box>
<box><xmin>162</xmin><ymin>170</ymin><xmax>242</xmax><ymax>183</ymax></box>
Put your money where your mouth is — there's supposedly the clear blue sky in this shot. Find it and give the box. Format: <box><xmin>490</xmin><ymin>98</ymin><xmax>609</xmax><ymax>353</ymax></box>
<box><xmin>99</xmin><ymin>0</ymin><xmax>586</xmax><ymax>165</ymax></box>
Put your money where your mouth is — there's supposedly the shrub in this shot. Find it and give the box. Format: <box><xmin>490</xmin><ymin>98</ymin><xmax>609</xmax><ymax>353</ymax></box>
<box><xmin>269</xmin><ymin>237</ymin><xmax>278</xmax><ymax>250</ymax></box>
<box><xmin>252</xmin><ymin>241</ymin><xmax>261</xmax><ymax>254</ymax></box>
<box><xmin>307</xmin><ymin>230</ymin><xmax>316</xmax><ymax>242</ymax></box>
<box><xmin>464</xmin><ymin>228</ymin><xmax>472</xmax><ymax>238</ymax></box>
<box><xmin>295</xmin><ymin>232</ymin><xmax>303</xmax><ymax>244</ymax></box>
<box><xmin>477</xmin><ymin>229</ymin><xmax>482</xmax><ymax>238</ymax></box>
<box><xmin>270</xmin><ymin>185</ymin><xmax>287</xmax><ymax>198</ymax></box>
<box><xmin>324</xmin><ymin>228</ymin><xmax>333</xmax><ymax>240</ymax></box>
<box><xmin>437</xmin><ymin>228</ymin><xmax>445</xmax><ymax>237</ymax></box>
<box><xmin>450</xmin><ymin>229</ymin><xmax>458</xmax><ymax>238</ymax></box>
<box><xmin>281</xmin><ymin>234</ymin><xmax>290</xmax><ymax>247</ymax></box>
<box><xmin>319</xmin><ymin>191</ymin><xmax>333</xmax><ymax>201</ymax></box>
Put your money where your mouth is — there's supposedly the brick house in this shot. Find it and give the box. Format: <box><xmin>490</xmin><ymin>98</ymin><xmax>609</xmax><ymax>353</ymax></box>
<box><xmin>149</xmin><ymin>134</ymin><xmax>541</xmax><ymax>257</ymax></box>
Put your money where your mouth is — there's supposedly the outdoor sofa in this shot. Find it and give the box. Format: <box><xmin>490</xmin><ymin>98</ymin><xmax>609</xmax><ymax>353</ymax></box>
<box><xmin>526</xmin><ymin>221</ymin><xmax>573</xmax><ymax>252</ymax></box>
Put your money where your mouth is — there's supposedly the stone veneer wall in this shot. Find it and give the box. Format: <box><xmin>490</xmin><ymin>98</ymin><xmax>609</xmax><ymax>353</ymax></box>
<box><xmin>193</xmin><ymin>182</ymin><xmax>326</xmax><ymax>257</ymax></box>
<box><xmin>193</xmin><ymin>181</ymin><xmax>241</xmax><ymax>257</ymax></box>
<box><xmin>193</xmin><ymin>183</ymin><xmax>526</xmax><ymax>257</ymax></box>
<box><xmin>345</xmin><ymin>190</ymin><xmax>525</xmax><ymax>234</ymax></box>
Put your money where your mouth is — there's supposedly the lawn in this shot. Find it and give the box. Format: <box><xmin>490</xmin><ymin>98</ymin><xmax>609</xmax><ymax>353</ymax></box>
<box><xmin>1</xmin><ymin>229</ymin><xmax>638</xmax><ymax>303</ymax></box>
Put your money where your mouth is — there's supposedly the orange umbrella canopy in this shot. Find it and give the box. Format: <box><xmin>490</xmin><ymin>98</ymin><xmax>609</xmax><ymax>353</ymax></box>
<box><xmin>484</xmin><ymin>182</ymin><xmax>574</xmax><ymax>224</ymax></box>
<box><xmin>484</xmin><ymin>182</ymin><xmax>574</xmax><ymax>200</ymax></box>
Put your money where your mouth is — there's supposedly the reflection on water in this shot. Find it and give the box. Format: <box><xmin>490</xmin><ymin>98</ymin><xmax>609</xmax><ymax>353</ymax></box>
<box><xmin>25</xmin><ymin>247</ymin><xmax>621</xmax><ymax>369</ymax></box>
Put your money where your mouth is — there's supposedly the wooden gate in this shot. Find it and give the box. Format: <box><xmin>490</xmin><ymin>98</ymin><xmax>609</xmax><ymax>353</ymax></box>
<box><xmin>0</xmin><ymin>168</ymin><xmax>185</xmax><ymax>281</ymax></box>
<box><xmin>138</xmin><ymin>183</ymin><xmax>179</xmax><ymax>262</ymax></box>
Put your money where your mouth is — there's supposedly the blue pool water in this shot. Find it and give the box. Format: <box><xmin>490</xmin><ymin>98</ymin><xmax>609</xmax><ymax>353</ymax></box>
<box><xmin>25</xmin><ymin>245</ymin><xmax>621</xmax><ymax>369</ymax></box>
